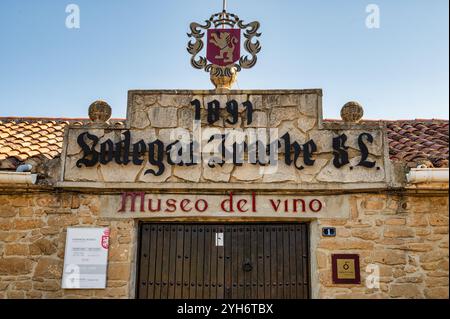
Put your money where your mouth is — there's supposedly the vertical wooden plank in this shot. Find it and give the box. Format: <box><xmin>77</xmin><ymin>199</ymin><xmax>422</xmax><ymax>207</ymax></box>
<box><xmin>295</xmin><ymin>224</ymin><xmax>304</xmax><ymax>299</ymax></box>
<box><xmin>289</xmin><ymin>225</ymin><xmax>297</xmax><ymax>298</ymax></box>
<box><xmin>138</xmin><ymin>224</ymin><xmax>150</xmax><ymax>299</ymax></box>
<box><xmin>237</xmin><ymin>226</ymin><xmax>245</xmax><ymax>299</ymax></box>
<box><xmin>270</xmin><ymin>226</ymin><xmax>277</xmax><ymax>299</ymax></box>
<box><xmin>276</xmin><ymin>226</ymin><xmax>284</xmax><ymax>299</ymax></box>
<box><xmin>196</xmin><ymin>225</ymin><xmax>205</xmax><ymax>298</ymax></box>
<box><xmin>302</xmin><ymin>224</ymin><xmax>310</xmax><ymax>299</ymax></box>
<box><xmin>282</xmin><ymin>225</ymin><xmax>291</xmax><ymax>299</ymax></box>
<box><xmin>250</xmin><ymin>226</ymin><xmax>258</xmax><ymax>299</ymax></box>
<box><xmin>241</xmin><ymin>225</ymin><xmax>252</xmax><ymax>299</ymax></box>
<box><xmin>154</xmin><ymin>225</ymin><xmax>164</xmax><ymax>299</ymax></box>
<box><xmin>203</xmin><ymin>225</ymin><xmax>212</xmax><ymax>299</ymax></box>
<box><xmin>160</xmin><ymin>225</ymin><xmax>171</xmax><ymax>299</ymax></box>
<box><xmin>223</xmin><ymin>225</ymin><xmax>232</xmax><ymax>299</ymax></box>
<box><xmin>147</xmin><ymin>225</ymin><xmax>158</xmax><ymax>299</ymax></box>
<box><xmin>231</xmin><ymin>226</ymin><xmax>238</xmax><ymax>298</ymax></box>
<box><xmin>167</xmin><ymin>225</ymin><xmax>178</xmax><ymax>299</ymax></box>
<box><xmin>210</xmin><ymin>226</ymin><xmax>218</xmax><ymax>299</ymax></box>
<box><xmin>189</xmin><ymin>225</ymin><xmax>198</xmax><ymax>299</ymax></box>
<box><xmin>257</xmin><ymin>225</ymin><xmax>265</xmax><ymax>299</ymax></box>
<box><xmin>182</xmin><ymin>226</ymin><xmax>191</xmax><ymax>299</ymax></box>
<box><xmin>174</xmin><ymin>225</ymin><xmax>185</xmax><ymax>299</ymax></box>
<box><xmin>263</xmin><ymin>225</ymin><xmax>271</xmax><ymax>299</ymax></box>
<box><xmin>216</xmin><ymin>225</ymin><xmax>225</xmax><ymax>299</ymax></box>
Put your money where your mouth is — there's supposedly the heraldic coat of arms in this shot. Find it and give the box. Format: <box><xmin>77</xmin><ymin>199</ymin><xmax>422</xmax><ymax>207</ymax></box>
<box><xmin>187</xmin><ymin>5</ymin><xmax>262</xmax><ymax>90</ymax></box>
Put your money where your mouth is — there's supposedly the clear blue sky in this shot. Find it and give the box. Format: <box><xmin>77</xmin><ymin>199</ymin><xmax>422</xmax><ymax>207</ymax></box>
<box><xmin>0</xmin><ymin>0</ymin><xmax>448</xmax><ymax>120</ymax></box>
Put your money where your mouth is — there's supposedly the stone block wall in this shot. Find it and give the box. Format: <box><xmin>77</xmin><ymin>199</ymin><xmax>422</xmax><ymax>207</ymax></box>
<box><xmin>317</xmin><ymin>194</ymin><xmax>449</xmax><ymax>299</ymax></box>
<box><xmin>0</xmin><ymin>193</ymin><xmax>135</xmax><ymax>299</ymax></box>
<box><xmin>0</xmin><ymin>192</ymin><xmax>448</xmax><ymax>299</ymax></box>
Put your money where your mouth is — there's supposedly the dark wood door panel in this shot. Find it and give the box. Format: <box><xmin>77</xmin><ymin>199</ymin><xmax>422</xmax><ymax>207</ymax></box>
<box><xmin>137</xmin><ymin>223</ymin><xmax>310</xmax><ymax>299</ymax></box>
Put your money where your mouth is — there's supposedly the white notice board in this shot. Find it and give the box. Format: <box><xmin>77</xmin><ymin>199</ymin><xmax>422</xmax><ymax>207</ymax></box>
<box><xmin>62</xmin><ymin>227</ymin><xmax>110</xmax><ymax>289</ymax></box>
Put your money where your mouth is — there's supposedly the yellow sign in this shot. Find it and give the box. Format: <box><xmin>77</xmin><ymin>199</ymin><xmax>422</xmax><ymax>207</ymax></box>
<box><xmin>336</xmin><ymin>259</ymin><xmax>356</xmax><ymax>280</ymax></box>
<box><xmin>332</xmin><ymin>254</ymin><xmax>360</xmax><ymax>284</ymax></box>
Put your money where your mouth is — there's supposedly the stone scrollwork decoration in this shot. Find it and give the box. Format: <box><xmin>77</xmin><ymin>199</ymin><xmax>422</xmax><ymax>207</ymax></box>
<box><xmin>187</xmin><ymin>11</ymin><xmax>261</xmax><ymax>89</ymax></box>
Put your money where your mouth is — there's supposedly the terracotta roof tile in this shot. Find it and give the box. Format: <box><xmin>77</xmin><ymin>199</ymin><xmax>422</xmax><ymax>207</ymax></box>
<box><xmin>0</xmin><ymin>119</ymin><xmax>69</xmax><ymax>166</ymax></box>
<box><xmin>386</xmin><ymin>120</ymin><xmax>449</xmax><ymax>168</ymax></box>
<box><xmin>0</xmin><ymin>117</ymin><xmax>448</xmax><ymax>169</ymax></box>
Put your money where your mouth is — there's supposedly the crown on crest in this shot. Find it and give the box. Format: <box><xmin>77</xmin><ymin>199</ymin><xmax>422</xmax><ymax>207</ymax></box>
<box><xmin>209</xmin><ymin>10</ymin><xmax>240</xmax><ymax>28</ymax></box>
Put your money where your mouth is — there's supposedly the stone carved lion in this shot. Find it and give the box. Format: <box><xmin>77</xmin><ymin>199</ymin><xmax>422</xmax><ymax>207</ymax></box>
<box><xmin>210</xmin><ymin>32</ymin><xmax>238</xmax><ymax>64</ymax></box>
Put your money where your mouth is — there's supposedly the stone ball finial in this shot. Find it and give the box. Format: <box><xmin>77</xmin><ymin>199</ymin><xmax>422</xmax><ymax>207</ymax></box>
<box><xmin>340</xmin><ymin>101</ymin><xmax>364</xmax><ymax>123</ymax></box>
<box><xmin>89</xmin><ymin>100</ymin><xmax>112</xmax><ymax>123</ymax></box>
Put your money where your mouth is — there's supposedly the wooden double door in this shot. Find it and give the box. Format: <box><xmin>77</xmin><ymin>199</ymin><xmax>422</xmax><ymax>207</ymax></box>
<box><xmin>137</xmin><ymin>223</ymin><xmax>310</xmax><ymax>299</ymax></box>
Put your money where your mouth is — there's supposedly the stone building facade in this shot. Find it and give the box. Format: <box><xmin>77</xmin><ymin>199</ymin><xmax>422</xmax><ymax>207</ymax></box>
<box><xmin>0</xmin><ymin>89</ymin><xmax>448</xmax><ymax>299</ymax></box>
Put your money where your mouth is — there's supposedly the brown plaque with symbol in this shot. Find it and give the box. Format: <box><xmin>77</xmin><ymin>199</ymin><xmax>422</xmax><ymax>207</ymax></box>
<box><xmin>331</xmin><ymin>254</ymin><xmax>361</xmax><ymax>284</ymax></box>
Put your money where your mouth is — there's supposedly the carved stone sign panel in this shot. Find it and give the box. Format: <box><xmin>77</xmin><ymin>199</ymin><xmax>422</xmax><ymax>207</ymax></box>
<box><xmin>99</xmin><ymin>193</ymin><xmax>350</xmax><ymax>220</ymax></box>
<box><xmin>60</xmin><ymin>90</ymin><xmax>390</xmax><ymax>189</ymax></box>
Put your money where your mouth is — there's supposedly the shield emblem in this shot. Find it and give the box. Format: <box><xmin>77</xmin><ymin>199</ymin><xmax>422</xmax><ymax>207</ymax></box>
<box><xmin>207</xmin><ymin>29</ymin><xmax>241</xmax><ymax>66</ymax></box>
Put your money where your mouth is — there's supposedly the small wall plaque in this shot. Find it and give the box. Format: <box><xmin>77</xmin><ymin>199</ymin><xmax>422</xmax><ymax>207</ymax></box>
<box><xmin>215</xmin><ymin>232</ymin><xmax>224</xmax><ymax>247</ymax></box>
<box><xmin>322</xmin><ymin>227</ymin><xmax>336</xmax><ymax>237</ymax></box>
<box><xmin>331</xmin><ymin>254</ymin><xmax>361</xmax><ymax>284</ymax></box>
